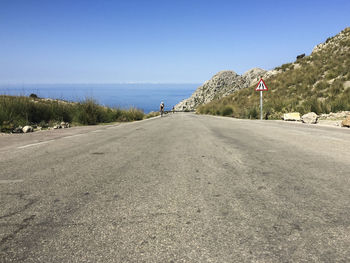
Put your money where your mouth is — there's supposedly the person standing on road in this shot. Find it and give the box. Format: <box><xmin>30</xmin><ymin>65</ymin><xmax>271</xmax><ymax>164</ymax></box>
<box><xmin>160</xmin><ymin>102</ymin><xmax>165</xmax><ymax>117</ymax></box>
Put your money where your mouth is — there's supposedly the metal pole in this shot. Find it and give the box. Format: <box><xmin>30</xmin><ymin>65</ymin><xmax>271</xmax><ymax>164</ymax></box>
<box><xmin>260</xmin><ymin>91</ymin><xmax>263</xmax><ymax>120</ymax></box>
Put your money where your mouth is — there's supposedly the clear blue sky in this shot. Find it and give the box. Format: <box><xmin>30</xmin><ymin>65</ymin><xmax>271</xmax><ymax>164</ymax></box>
<box><xmin>0</xmin><ymin>0</ymin><xmax>349</xmax><ymax>84</ymax></box>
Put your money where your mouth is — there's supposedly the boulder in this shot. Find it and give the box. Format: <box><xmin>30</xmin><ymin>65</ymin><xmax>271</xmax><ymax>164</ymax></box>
<box><xmin>296</xmin><ymin>53</ymin><xmax>305</xmax><ymax>60</ymax></box>
<box><xmin>60</xmin><ymin>122</ymin><xmax>70</xmax><ymax>128</ymax></box>
<box><xmin>301</xmin><ymin>112</ymin><xmax>318</xmax><ymax>124</ymax></box>
<box><xmin>282</xmin><ymin>112</ymin><xmax>301</xmax><ymax>121</ymax></box>
<box><xmin>22</xmin><ymin>126</ymin><xmax>33</xmax><ymax>133</ymax></box>
<box><xmin>319</xmin><ymin>111</ymin><xmax>350</xmax><ymax>120</ymax></box>
<box><xmin>53</xmin><ymin>124</ymin><xmax>61</xmax><ymax>129</ymax></box>
<box><xmin>13</xmin><ymin>126</ymin><xmax>23</xmax><ymax>133</ymax></box>
<box><xmin>341</xmin><ymin>116</ymin><xmax>350</xmax><ymax>127</ymax></box>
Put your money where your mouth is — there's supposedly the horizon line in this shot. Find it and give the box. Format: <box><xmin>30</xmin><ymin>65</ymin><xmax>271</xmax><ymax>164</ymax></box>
<box><xmin>0</xmin><ymin>82</ymin><xmax>202</xmax><ymax>86</ymax></box>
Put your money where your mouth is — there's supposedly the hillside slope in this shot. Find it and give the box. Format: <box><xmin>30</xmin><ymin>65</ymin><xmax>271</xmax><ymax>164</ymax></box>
<box><xmin>174</xmin><ymin>68</ymin><xmax>274</xmax><ymax>111</ymax></box>
<box><xmin>197</xmin><ymin>27</ymin><xmax>350</xmax><ymax>119</ymax></box>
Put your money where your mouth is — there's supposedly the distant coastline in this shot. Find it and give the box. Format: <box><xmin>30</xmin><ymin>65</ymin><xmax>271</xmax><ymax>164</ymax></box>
<box><xmin>0</xmin><ymin>83</ymin><xmax>199</xmax><ymax>113</ymax></box>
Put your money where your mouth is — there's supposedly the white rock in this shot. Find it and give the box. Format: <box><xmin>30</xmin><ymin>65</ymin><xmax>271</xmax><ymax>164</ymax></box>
<box><xmin>13</xmin><ymin>126</ymin><xmax>23</xmax><ymax>133</ymax></box>
<box><xmin>341</xmin><ymin>116</ymin><xmax>350</xmax><ymax>127</ymax></box>
<box><xmin>283</xmin><ymin>112</ymin><xmax>301</xmax><ymax>121</ymax></box>
<box><xmin>22</xmin><ymin>126</ymin><xmax>33</xmax><ymax>133</ymax></box>
<box><xmin>301</xmin><ymin>112</ymin><xmax>318</xmax><ymax>124</ymax></box>
<box><xmin>60</xmin><ymin>122</ymin><xmax>70</xmax><ymax>128</ymax></box>
<box><xmin>319</xmin><ymin>111</ymin><xmax>350</xmax><ymax>120</ymax></box>
<box><xmin>60</xmin><ymin>122</ymin><xmax>68</xmax><ymax>128</ymax></box>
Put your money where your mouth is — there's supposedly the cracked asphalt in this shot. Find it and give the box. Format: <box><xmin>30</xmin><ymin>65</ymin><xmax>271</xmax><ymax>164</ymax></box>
<box><xmin>0</xmin><ymin>113</ymin><xmax>350</xmax><ymax>262</ymax></box>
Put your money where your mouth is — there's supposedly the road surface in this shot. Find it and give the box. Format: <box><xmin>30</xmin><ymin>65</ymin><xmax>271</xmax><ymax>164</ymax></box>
<box><xmin>1</xmin><ymin>113</ymin><xmax>350</xmax><ymax>262</ymax></box>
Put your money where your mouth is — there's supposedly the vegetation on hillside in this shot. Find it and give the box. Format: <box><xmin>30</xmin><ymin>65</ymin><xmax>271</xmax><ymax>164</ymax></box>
<box><xmin>197</xmin><ymin>28</ymin><xmax>350</xmax><ymax>119</ymax></box>
<box><xmin>144</xmin><ymin>111</ymin><xmax>160</xmax><ymax>118</ymax></box>
<box><xmin>0</xmin><ymin>95</ymin><xmax>153</xmax><ymax>132</ymax></box>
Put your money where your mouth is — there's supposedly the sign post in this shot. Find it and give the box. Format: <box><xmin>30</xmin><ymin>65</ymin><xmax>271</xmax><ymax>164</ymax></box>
<box><xmin>260</xmin><ymin>91</ymin><xmax>263</xmax><ymax>120</ymax></box>
<box><xmin>255</xmin><ymin>78</ymin><xmax>268</xmax><ymax>120</ymax></box>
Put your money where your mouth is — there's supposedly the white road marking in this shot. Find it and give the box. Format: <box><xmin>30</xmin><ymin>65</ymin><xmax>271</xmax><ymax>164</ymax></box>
<box><xmin>91</xmin><ymin>130</ymin><xmax>103</xmax><ymax>133</ymax></box>
<box><xmin>17</xmin><ymin>140</ymin><xmax>53</xmax><ymax>149</ymax></box>
<box><xmin>0</xmin><ymin>179</ymin><xmax>24</xmax><ymax>184</ymax></box>
<box><xmin>63</xmin><ymin>134</ymin><xmax>84</xmax><ymax>139</ymax></box>
<box><xmin>15</xmin><ymin>132</ymin><xmax>89</xmax><ymax>149</ymax></box>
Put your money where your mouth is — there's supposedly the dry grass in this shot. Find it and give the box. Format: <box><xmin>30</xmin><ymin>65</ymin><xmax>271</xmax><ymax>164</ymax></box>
<box><xmin>0</xmin><ymin>95</ymin><xmax>145</xmax><ymax>132</ymax></box>
<box><xmin>198</xmin><ymin>28</ymin><xmax>350</xmax><ymax>119</ymax></box>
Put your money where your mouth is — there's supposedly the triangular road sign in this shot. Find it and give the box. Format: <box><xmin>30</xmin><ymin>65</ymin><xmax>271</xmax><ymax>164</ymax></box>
<box><xmin>255</xmin><ymin>78</ymin><xmax>268</xmax><ymax>91</ymax></box>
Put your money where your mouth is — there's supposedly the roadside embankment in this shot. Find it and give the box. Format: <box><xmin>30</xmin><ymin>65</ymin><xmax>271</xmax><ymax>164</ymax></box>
<box><xmin>0</xmin><ymin>95</ymin><xmax>157</xmax><ymax>133</ymax></box>
<box><xmin>280</xmin><ymin>111</ymin><xmax>350</xmax><ymax>128</ymax></box>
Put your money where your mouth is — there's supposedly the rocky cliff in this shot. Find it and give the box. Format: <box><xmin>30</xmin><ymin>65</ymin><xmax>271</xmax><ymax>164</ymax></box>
<box><xmin>175</xmin><ymin>68</ymin><xmax>273</xmax><ymax>111</ymax></box>
<box><xmin>176</xmin><ymin>28</ymin><xmax>350</xmax><ymax>112</ymax></box>
<box><xmin>196</xmin><ymin>27</ymin><xmax>350</xmax><ymax>120</ymax></box>
<box><xmin>312</xmin><ymin>27</ymin><xmax>350</xmax><ymax>54</ymax></box>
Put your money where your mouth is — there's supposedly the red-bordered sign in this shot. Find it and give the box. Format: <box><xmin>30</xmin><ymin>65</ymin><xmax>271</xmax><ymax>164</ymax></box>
<box><xmin>255</xmin><ymin>78</ymin><xmax>268</xmax><ymax>91</ymax></box>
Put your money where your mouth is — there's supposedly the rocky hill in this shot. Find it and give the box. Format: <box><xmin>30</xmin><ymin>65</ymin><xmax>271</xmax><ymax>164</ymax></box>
<box><xmin>194</xmin><ymin>27</ymin><xmax>350</xmax><ymax>119</ymax></box>
<box><xmin>175</xmin><ymin>68</ymin><xmax>274</xmax><ymax>111</ymax></box>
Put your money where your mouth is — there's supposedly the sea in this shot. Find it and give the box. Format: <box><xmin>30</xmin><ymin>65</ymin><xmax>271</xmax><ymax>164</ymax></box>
<box><xmin>0</xmin><ymin>83</ymin><xmax>199</xmax><ymax>113</ymax></box>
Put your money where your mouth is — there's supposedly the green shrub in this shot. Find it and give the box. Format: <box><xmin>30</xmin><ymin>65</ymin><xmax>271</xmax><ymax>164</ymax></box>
<box><xmin>246</xmin><ymin>107</ymin><xmax>259</xmax><ymax>119</ymax></box>
<box><xmin>122</xmin><ymin>107</ymin><xmax>144</xmax><ymax>121</ymax></box>
<box><xmin>145</xmin><ymin>111</ymin><xmax>160</xmax><ymax>118</ymax></box>
<box><xmin>221</xmin><ymin>106</ymin><xmax>233</xmax><ymax>116</ymax></box>
<box><xmin>330</xmin><ymin>89</ymin><xmax>350</xmax><ymax>112</ymax></box>
<box><xmin>29</xmin><ymin>93</ymin><xmax>38</xmax><ymax>99</ymax></box>
<box><xmin>0</xmin><ymin>95</ymin><xmax>146</xmax><ymax>132</ymax></box>
<box><xmin>315</xmin><ymin>81</ymin><xmax>329</xmax><ymax>90</ymax></box>
<box><xmin>329</xmin><ymin>79</ymin><xmax>344</xmax><ymax>97</ymax></box>
<box><xmin>331</xmin><ymin>98</ymin><xmax>347</xmax><ymax>112</ymax></box>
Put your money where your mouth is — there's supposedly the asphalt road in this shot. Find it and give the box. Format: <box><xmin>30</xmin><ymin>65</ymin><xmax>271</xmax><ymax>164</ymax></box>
<box><xmin>1</xmin><ymin>113</ymin><xmax>350</xmax><ymax>262</ymax></box>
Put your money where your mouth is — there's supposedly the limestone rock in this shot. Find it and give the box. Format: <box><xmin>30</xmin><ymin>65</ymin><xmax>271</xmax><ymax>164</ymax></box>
<box><xmin>60</xmin><ymin>122</ymin><xmax>70</xmax><ymax>128</ymax></box>
<box><xmin>242</xmin><ymin>68</ymin><xmax>267</xmax><ymax>85</ymax></box>
<box><xmin>175</xmin><ymin>68</ymin><xmax>271</xmax><ymax>111</ymax></box>
<box><xmin>301</xmin><ymin>112</ymin><xmax>318</xmax><ymax>124</ymax></box>
<box><xmin>54</xmin><ymin>122</ymin><xmax>70</xmax><ymax>129</ymax></box>
<box><xmin>22</xmin><ymin>126</ymin><xmax>34</xmax><ymax>133</ymax></box>
<box><xmin>13</xmin><ymin>126</ymin><xmax>23</xmax><ymax>133</ymax></box>
<box><xmin>283</xmin><ymin>112</ymin><xmax>301</xmax><ymax>121</ymax></box>
<box><xmin>341</xmin><ymin>116</ymin><xmax>350</xmax><ymax>127</ymax></box>
<box><xmin>312</xmin><ymin>27</ymin><xmax>350</xmax><ymax>54</ymax></box>
<box><xmin>319</xmin><ymin>111</ymin><xmax>350</xmax><ymax>120</ymax></box>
